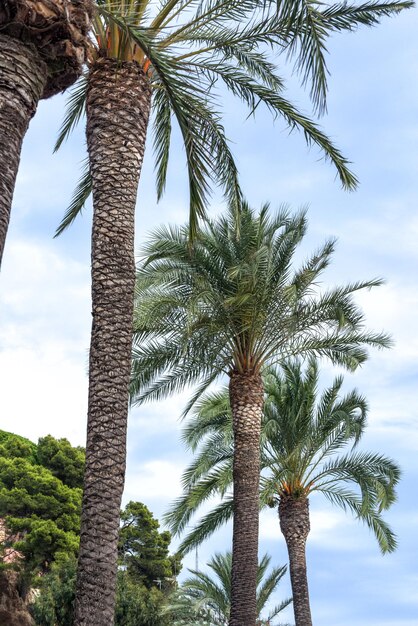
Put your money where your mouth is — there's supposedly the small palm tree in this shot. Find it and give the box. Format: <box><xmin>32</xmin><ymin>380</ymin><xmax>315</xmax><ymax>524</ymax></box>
<box><xmin>165</xmin><ymin>359</ymin><xmax>400</xmax><ymax>626</ymax></box>
<box><xmin>54</xmin><ymin>3</ymin><xmax>411</xmax><ymax>622</ymax></box>
<box><xmin>131</xmin><ymin>203</ymin><xmax>390</xmax><ymax>626</ymax></box>
<box><xmin>0</xmin><ymin>0</ymin><xmax>93</xmax><ymax>265</ymax></box>
<box><xmin>165</xmin><ymin>551</ymin><xmax>292</xmax><ymax>626</ymax></box>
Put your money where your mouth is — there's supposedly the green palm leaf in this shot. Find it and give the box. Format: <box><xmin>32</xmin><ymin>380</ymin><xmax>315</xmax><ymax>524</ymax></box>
<box><xmin>164</xmin><ymin>358</ymin><xmax>399</xmax><ymax>555</ymax></box>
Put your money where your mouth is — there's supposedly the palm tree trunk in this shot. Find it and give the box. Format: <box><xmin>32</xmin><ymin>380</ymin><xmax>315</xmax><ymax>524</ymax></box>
<box><xmin>74</xmin><ymin>58</ymin><xmax>151</xmax><ymax>626</ymax></box>
<box><xmin>279</xmin><ymin>494</ymin><xmax>312</xmax><ymax>626</ymax></box>
<box><xmin>0</xmin><ymin>34</ymin><xmax>47</xmax><ymax>266</ymax></box>
<box><xmin>228</xmin><ymin>370</ymin><xmax>264</xmax><ymax>626</ymax></box>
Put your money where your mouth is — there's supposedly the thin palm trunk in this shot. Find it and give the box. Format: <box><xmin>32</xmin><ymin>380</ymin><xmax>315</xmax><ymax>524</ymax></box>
<box><xmin>279</xmin><ymin>494</ymin><xmax>312</xmax><ymax>626</ymax></box>
<box><xmin>74</xmin><ymin>58</ymin><xmax>151</xmax><ymax>626</ymax></box>
<box><xmin>0</xmin><ymin>34</ymin><xmax>47</xmax><ymax>266</ymax></box>
<box><xmin>229</xmin><ymin>370</ymin><xmax>264</xmax><ymax>626</ymax></box>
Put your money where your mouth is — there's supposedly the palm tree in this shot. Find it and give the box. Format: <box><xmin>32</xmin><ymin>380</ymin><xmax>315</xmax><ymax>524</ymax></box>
<box><xmin>165</xmin><ymin>359</ymin><xmax>400</xmax><ymax>626</ymax></box>
<box><xmin>131</xmin><ymin>203</ymin><xmax>391</xmax><ymax>626</ymax></box>
<box><xmin>52</xmin><ymin>2</ymin><xmax>411</xmax><ymax>623</ymax></box>
<box><xmin>0</xmin><ymin>0</ymin><xmax>93</xmax><ymax>266</ymax></box>
<box><xmin>165</xmin><ymin>551</ymin><xmax>292</xmax><ymax>626</ymax></box>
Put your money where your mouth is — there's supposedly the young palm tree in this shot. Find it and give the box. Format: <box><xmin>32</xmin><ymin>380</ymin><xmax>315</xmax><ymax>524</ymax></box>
<box><xmin>165</xmin><ymin>551</ymin><xmax>292</xmax><ymax>626</ymax></box>
<box><xmin>131</xmin><ymin>204</ymin><xmax>391</xmax><ymax>626</ymax></box>
<box><xmin>165</xmin><ymin>359</ymin><xmax>400</xmax><ymax>626</ymax></box>
<box><xmin>0</xmin><ymin>0</ymin><xmax>92</xmax><ymax>265</ymax></box>
<box><xmin>54</xmin><ymin>2</ymin><xmax>411</xmax><ymax>623</ymax></box>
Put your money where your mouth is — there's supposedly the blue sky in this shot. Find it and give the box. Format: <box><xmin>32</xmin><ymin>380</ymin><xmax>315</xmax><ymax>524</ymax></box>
<box><xmin>1</xmin><ymin>5</ymin><xmax>418</xmax><ymax>625</ymax></box>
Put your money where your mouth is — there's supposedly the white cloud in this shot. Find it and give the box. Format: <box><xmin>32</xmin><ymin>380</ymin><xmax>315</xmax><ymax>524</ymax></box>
<box><xmin>128</xmin><ymin>390</ymin><xmax>194</xmax><ymax>441</ymax></box>
<box><xmin>0</xmin><ymin>238</ymin><xmax>90</xmax><ymax>445</ymax></box>
<box><xmin>124</xmin><ymin>459</ymin><xmax>184</xmax><ymax>503</ymax></box>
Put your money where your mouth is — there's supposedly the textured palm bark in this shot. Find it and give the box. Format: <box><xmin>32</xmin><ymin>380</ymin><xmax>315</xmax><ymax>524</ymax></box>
<box><xmin>0</xmin><ymin>0</ymin><xmax>92</xmax><ymax>98</ymax></box>
<box><xmin>229</xmin><ymin>370</ymin><xmax>264</xmax><ymax>626</ymax></box>
<box><xmin>0</xmin><ymin>34</ymin><xmax>47</xmax><ymax>266</ymax></box>
<box><xmin>279</xmin><ymin>494</ymin><xmax>313</xmax><ymax>626</ymax></box>
<box><xmin>74</xmin><ymin>58</ymin><xmax>151</xmax><ymax>626</ymax></box>
<box><xmin>0</xmin><ymin>0</ymin><xmax>92</xmax><ymax>266</ymax></box>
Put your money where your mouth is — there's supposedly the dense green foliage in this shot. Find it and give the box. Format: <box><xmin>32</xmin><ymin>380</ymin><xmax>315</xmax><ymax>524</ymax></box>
<box><xmin>36</xmin><ymin>435</ymin><xmax>84</xmax><ymax>489</ymax></box>
<box><xmin>31</xmin><ymin>501</ymin><xmax>181</xmax><ymax>625</ymax></box>
<box><xmin>115</xmin><ymin>571</ymin><xmax>168</xmax><ymax>626</ymax></box>
<box><xmin>0</xmin><ymin>432</ymin><xmax>181</xmax><ymax>624</ymax></box>
<box><xmin>32</xmin><ymin>558</ymin><xmax>168</xmax><ymax>626</ymax></box>
<box><xmin>0</xmin><ymin>431</ymin><xmax>37</xmax><ymax>463</ymax></box>
<box><xmin>119</xmin><ymin>501</ymin><xmax>181</xmax><ymax>590</ymax></box>
<box><xmin>0</xmin><ymin>431</ymin><xmax>84</xmax><ymax>571</ymax></box>
<box><xmin>31</xmin><ymin>555</ymin><xmax>78</xmax><ymax>626</ymax></box>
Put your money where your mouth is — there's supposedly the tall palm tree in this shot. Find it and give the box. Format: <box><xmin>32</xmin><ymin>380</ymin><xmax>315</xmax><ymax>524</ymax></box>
<box><xmin>131</xmin><ymin>204</ymin><xmax>391</xmax><ymax>626</ymax></box>
<box><xmin>53</xmin><ymin>2</ymin><xmax>411</xmax><ymax>623</ymax></box>
<box><xmin>165</xmin><ymin>551</ymin><xmax>292</xmax><ymax>626</ymax></box>
<box><xmin>165</xmin><ymin>360</ymin><xmax>400</xmax><ymax>626</ymax></box>
<box><xmin>0</xmin><ymin>0</ymin><xmax>93</xmax><ymax>266</ymax></box>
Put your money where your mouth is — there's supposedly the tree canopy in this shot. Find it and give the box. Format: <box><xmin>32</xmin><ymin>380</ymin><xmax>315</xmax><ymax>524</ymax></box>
<box><xmin>119</xmin><ymin>501</ymin><xmax>181</xmax><ymax>590</ymax></box>
<box><xmin>31</xmin><ymin>501</ymin><xmax>182</xmax><ymax>626</ymax></box>
<box><xmin>0</xmin><ymin>430</ymin><xmax>84</xmax><ymax>572</ymax></box>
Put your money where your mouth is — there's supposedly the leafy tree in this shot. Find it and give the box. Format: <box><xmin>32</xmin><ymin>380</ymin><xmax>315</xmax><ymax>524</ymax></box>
<box><xmin>131</xmin><ymin>203</ymin><xmax>390</xmax><ymax>625</ymax></box>
<box><xmin>0</xmin><ymin>433</ymin><xmax>83</xmax><ymax>572</ymax></box>
<box><xmin>119</xmin><ymin>501</ymin><xmax>181</xmax><ymax>590</ymax></box>
<box><xmin>36</xmin><ymin>435</ymin><xmax>85</xmax><ymax>489</ymax></box>
<box><xmin>115</xmin><ymin>571</ymin><xmax>167</xmax><ymax>626</ymax></box>
<box><xmin>166</xmin><ymin>360</ymin><xmax>400</xmax><ymax>626</ymax></box>
<box><xmin>0</xmin><ymin>0</ymin><xmax>92</xmax><ymax>265</ymax></box>
<box><xmin>165</xmin><ymin>551</ymin><xmax>291</xmax><ymax>626</ymax></box>
<box><xmin>0</xmin><ymin>430</ymin><xmax>37</xmax><ymax>463</ymax></box>
<box><xmin>32</xmin><ymin>559</ymin><xmax>169</xmax><ymax>626</ymax></box>
<box><xmin>31</xmin><ymin>555</ymin><xmax>78</xmax><ymax>626</ymax></box>
<box><xmin>54</xmin><ymin>2</ymin><xmax>410</xmax><ymax>622</ymax></box>
<box><xmin>31</xmin><ymin>502</ymin><xmax>180</xmax><ymax>626</ymax></box>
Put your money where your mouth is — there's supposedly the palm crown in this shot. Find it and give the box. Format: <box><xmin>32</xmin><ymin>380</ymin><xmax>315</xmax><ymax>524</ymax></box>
<box><xmin>131</xmin><ymin>203</ymin><xmax>390</xmax><ymax>407</ymax></box>
<box><xmin>165</xmin><ymin>551</ymin><xmax>292</xmax><ymax>626</ymax></box>
<box><xmin>55</xmin><ymin>0</ymin><xmax>411</xmax><ymax>235</ymax></box>
<box><xmin>166</xmin><ymin>359</ymin><xmax>400</xmax><ymax>555</ymax></box>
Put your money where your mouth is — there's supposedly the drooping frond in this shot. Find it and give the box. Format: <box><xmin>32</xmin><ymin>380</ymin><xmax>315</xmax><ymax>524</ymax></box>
<box><xmin>176</xmin><ymin>497</ymin><xmax>234</xmax><ymax>554</ymax></box>
<box><xmin>54</xmin><ymin>162</ymin><xmax>92</xmax><ymax>237</ymax></box>
<box><xmin>55</xmin><ymin>0</ymin><xmax>411</xmax><ymax>233</ymax></box>
<box><xmin>152</xmin><ymin>88</ymin><xmax>172</xmax><ymax>200</ymax></box>
<box><xmin>321</xmin><ymin>486</ymin><xmax>398</xmax><ymax>553</ymax></box>
<box><xmin>179</xmin><ymin>57</ymin><xmax>357</xmax><ymax>189</ymax></box>
<box><xmin>54</xmin><ymin>75</ymin><xmax>88</xmax><ymax>152</ymax></box>
<box><xmin>273</xmin><ymin>0</ymin><xmax>413</xmax><ymax>113</ymax></box>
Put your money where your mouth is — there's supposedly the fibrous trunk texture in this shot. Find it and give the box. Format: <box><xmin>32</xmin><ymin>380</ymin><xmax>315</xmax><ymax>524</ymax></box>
<box><xmin>0</xmin><ymin>0</ymin><xmax>92</xmax><ymax>266</ymax></box>
<box><xmin>74</xmin><ymin>58</ymin><xmax>151</xmax><ymax>626</ymax></box>
<box><xmin>228</xmin><ymin>370</ymin><xmax>264</xmax><ymax>626</ymax></box>
<box><xmin>0</xmin><ymin>0</ymin><xmax>92</xmax><ymax>98</ymax></box>
<box><xmin>279</xmin><ymin>494</ymin><xmax>312</xmax><ymax>626</ymax></box>
<box><xmin>0</xmin><ymin>34</ymin><xmax>47</xmax><ymax>266</ymax></box>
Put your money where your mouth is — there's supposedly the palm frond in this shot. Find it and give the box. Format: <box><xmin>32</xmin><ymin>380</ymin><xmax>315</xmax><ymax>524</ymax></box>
<box><xmin>54</xmin><ymin>162</ymin><xmax>92</xmax><ymax>237</ymax></box>
<box><xmin>275</xmin><ymin>0</ymin><xmax>413</xmax><ymax>113</ymax></box>
<box><xmin>183</xmin><ymin>58</ymin><xmax>357</xmax><ymax>189</ymax></box>
<box><xmin>54</xmin><ymin>75</ymin><xmax>88</xmax><ymax>152</ymax></box>
<box><xmin>321</xmin><ymin>486</ymin><xmax>398</xmax><ymax>553</ymax></box>
<box><xmin>177</xmin><ymin>497</ymin><xmax>234</xmax><ymax>554</ymax></box>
